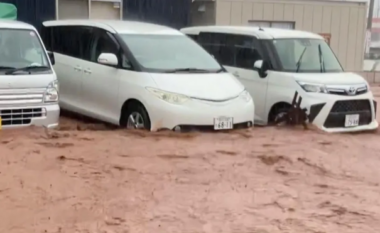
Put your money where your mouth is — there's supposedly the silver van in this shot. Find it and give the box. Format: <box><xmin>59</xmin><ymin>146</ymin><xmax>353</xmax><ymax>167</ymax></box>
<box><xmin>0</xmin><ymin>20</ymin><xmax>59</xmax><ymax>129</ymax></box>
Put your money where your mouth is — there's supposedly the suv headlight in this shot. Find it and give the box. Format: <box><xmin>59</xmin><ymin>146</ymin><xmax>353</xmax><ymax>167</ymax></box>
<box><xmin>146</xmin><ymin>87</ymin><xmax>189</xmax><ymax>104</ymax></box>
<box><xmin>297</xmin><ymin>81</ymin><xmax>327</xmax><ymax>93</ymax></box>
<box><xmin>44</xmin><ymin>80</ymin><xmax>59</xmax><ymax>102</ymax></box>
<box><xmin>239</xmin><ymin>90</ymin><xmax>252</xmax><ymax>102</ymax></box>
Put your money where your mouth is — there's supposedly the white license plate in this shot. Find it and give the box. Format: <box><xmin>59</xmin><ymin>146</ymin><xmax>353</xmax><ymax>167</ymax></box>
<box><xmin>214</xmin><ymin>117</ymin><xmax>233</xmax><ymax>130</ymax></box>
<box><xmin>344</xmin><ymin>114</ymin><xmax>360</xmax><ymax>127</ymax></box>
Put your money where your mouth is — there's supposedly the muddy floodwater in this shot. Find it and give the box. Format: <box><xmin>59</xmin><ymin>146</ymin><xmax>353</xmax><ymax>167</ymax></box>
<box><xmin>1</xmin><ymin>87</ymin><xmax>380</xmax><ymax>233</ymax></box>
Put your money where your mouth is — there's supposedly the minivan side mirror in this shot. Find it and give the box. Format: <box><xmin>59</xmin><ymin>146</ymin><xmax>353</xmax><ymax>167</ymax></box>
<box><xmin>47</xmin><ymin>51</ymin><xmax>55</xmax><ymax>65</ymax></box>
<box><xmin>98</xmin><ymin>53</ymin><xmax>118</xmax><ymax>66</ymax></box>
<box><xmin>253</xmin><ymin>59</ymin><xmax>269</xmax><ymax>78</ymax></box>
<box><xmin>253</xmin><ymin>60</ymin><xmax>263</xmax><ymax>70</ymax></box>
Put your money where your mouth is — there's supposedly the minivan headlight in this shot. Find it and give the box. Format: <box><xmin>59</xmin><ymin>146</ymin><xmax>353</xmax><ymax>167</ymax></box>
<box><xmin>44</xmin><ymin>80</ymin><xmax>59</xmax><ymax>102</ymax></box>
<box><xmin>146</xmin><ymin>87</ymin><xmax>189</xmax><ymax>104</ymax></box>
<box><xmin>239</xmin><ymin>90</ymin><xmax>252</xmax><ymax>102</ymax></box>
<box><xmin>297</xmin><ymin>81</ymin><xmax>327</xmax><ymax>93</ymax></box>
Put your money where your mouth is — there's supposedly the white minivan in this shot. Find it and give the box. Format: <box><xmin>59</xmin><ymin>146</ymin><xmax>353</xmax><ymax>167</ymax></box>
<box><xmin>0</xmin><ymin>20</ymin><xmax>59</xmax><ymax>129</ymax></box>
<box><xmin>41</xmin><ymin>20</ymin><xmax>254</xmax><ymax>132</ymax></box>
<box><xmin>181</xmin><ymin>26</ymin><xmax>378</xmax><ymax>133</ymax></box>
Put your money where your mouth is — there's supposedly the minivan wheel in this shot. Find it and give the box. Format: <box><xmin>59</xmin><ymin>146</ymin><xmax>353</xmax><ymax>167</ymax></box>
<box><xmin>122</xmin><ymin>103</ymin><xmax>151</xmax><ymax>130</ymax></box>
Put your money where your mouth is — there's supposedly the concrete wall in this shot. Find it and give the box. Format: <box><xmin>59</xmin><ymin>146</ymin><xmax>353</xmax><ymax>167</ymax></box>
<box><xmin>213</xmin><ymin>0</ymin><xmax>367</xmax><ymax>71</ymax></box>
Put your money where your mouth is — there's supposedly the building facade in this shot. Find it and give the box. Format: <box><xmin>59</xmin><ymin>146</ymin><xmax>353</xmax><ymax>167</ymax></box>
<box><xmin>190</xmin><ymin>0</ymin><xmax>368</xmax><ymax>71</ymax></box>
<box><xmin>1</xmin><ymin>0</ymin><xmax>192</xmax><ymax>31</ymax></box>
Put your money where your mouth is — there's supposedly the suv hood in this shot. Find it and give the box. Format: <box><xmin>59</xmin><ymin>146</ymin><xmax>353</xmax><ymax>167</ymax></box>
<box><xmin>293</xmin><ymin>72</ymin><xmax>366</xmax><ymax>85</ymax></box>
<box><xmin>149</xmin><ymin>73</ymin><xmax>244</xmax><ymax>100</ymax></box>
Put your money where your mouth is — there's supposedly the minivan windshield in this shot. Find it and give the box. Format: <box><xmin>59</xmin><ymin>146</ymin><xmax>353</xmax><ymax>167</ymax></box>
<box><xmin>272</xmin><ymin>38</ymin><xmax>343</xmax><ymax>73</ymax></box>
<box><xmin>0</xmin><ymin>29</ymin><xmax>50</xmax><ymax>73</ymax></box>
<box><xmin>119</xmin><ymin>34</ymin><xmax>223</xmax><ymax>72</ymax></box>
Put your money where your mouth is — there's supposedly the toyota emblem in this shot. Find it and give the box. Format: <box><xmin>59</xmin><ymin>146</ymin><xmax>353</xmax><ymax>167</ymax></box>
<box><xmin>348</xmin><ymin>86</ymin><xmax>356</xmax><ymax>95</ymax></box>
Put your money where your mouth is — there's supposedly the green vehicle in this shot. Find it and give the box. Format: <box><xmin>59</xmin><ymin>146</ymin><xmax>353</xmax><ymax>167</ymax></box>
<box><xmin>0</xmin><ymin>2</ymin><xmax>17</xmax><ymax>20</ymax></box>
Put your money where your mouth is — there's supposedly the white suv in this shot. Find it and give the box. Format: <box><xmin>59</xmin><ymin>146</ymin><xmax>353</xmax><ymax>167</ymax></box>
<box><xmin>181</xmin><ymin>26</ymin><xmax>378</xmax><ymax>133</ymax></box>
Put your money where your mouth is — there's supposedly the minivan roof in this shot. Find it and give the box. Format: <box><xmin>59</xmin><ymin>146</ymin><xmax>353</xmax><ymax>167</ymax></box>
<box><xmin>43</xmin><ymin>20</ymin><xmax>183</xmax><ymax>35</ymax></box>
<box><xmin>180</xmin><ymin>26</ymin><xmax>323</xmax><ymax>40</ymax></box>
<box><xmin>0</xmin><ymin>20</ymin><xmax>36</xmax><ymax>30</ymax></box>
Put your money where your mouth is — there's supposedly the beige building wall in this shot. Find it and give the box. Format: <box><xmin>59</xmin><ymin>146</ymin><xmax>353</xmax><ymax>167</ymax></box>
<box><xmin>210</xmin><ymin>0</ymin><xmax>367</xmax><ymax>71</ymax></box>
<box><xmin>56</xmin><ymin>0</ymin><xmax>122</xmax><ymax>20</ymax></box>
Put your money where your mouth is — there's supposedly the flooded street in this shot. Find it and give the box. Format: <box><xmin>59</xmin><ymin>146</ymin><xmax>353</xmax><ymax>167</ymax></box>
<box><xmin>1</xmin><ymin>88</ymin><xmax>380</xmax><ymax>233</ymax></box>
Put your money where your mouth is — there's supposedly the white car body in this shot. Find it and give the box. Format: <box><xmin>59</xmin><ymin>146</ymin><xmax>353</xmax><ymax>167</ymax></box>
<box><xmin>0</xmin><ymin>20</ymin><xmax>59</xmax><ymax>129</ymax></box>
<box><xmin>181</xmin><ymin>26</ymin><xmax>378</xmax><ymax>133</ymax></box>
<box><xmin>41</xmin><ymin>20</ymin><xmax>254</xmax><ymax>131</ymax></box>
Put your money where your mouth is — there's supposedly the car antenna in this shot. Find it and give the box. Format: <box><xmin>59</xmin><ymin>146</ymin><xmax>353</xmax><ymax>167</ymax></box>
<box><xmin>259</xmin><ymin>27</ymin><xmax>264</xmax><ymax>31</ymax></box>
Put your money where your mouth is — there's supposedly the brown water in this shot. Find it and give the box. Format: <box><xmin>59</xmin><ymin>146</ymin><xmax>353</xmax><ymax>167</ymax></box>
<box><xmin>1</xmin><ymin>88</ymin><xmax>380</xmax><ymax>233</ymax></box>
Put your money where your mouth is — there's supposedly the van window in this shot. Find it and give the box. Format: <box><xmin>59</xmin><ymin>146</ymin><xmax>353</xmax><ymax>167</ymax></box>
<box><xmin>199</xmin><ymin>32</ymin><xmax>262</xmax><ymax>69</ymax></box>
<box><xmin>40</xmin><ymin>26</ymin><xmax>52</xmax><ymax>51</ymax></box>
<box><xmin>234</xmin><ymin>35</ymin><xmax>262</xmax><ymax>69</ymax></box>
<box><xmin>119</xmin><ymin>34</ymin><xmax>222</xmax><ymax>72</ymax></box>
<box><xmin>90</xmin><ymin>30</ymin><xmax>119</xmax><ymax>64</ymax></box>
<box><xmin>50</xmin><ymin>26</ymin><xmax>92</xmax><ymax>60</ymax></box>
<box><xmin>199</xmin><ymin>32</ymin><xmax>234</xmax><ymax>66</ymax></box>
<box><xmin>272</xmin><ymin>38</ymin><xmax>343</xmax><ymax>73</ymax></box>
<box><xmin>187</xmin><ymin>34</ymin><xmax>198</xmax><ymax>41</ymax></box>
<box><xmin>0</xmin><ymin>29</ymin><xmax>49</xmax><ymax>69</ymax></box>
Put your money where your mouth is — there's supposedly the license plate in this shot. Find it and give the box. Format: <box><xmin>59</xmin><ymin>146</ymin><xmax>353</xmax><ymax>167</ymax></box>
<box><xmin>214</xmin><ymin>117</ymin><xmax>233</xmax><ymax>130</ymax></box>
<box><xmin>345</xmin><ymin>114</ymin><xmax>359</xmax><ymax>127</ymax></box>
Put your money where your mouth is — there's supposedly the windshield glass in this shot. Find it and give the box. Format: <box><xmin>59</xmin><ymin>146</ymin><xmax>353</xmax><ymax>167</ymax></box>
<box><xmin>0</xmin><ymin>29</ymin><xmax>49</xmax><ymax>71</ymax></box>
<box><xmin>119</xmin><ymin>34</ymin><xmax>222</xmax><ymax>72</ymax></box>
<box><xmin>272</xmin><ymin>38</ymin><xmax>343</xmax><ymax>73</ymax></box>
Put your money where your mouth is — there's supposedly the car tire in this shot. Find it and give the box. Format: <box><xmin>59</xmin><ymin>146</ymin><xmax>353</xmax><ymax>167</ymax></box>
<box><xmin>271</xmin><ymin>107</ymin><xmax>291</xmax><ymax>125</ymax></box>
<box><xmin>122</xmin><ymin>102</ymin><xmax>151</xmax><ymax>130</ymax></box>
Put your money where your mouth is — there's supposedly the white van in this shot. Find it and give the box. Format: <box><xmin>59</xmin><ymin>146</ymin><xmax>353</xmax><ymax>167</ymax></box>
<box><xmin>0</xmin><ymin>20</ymin><xmax>59</xmax><ymax>129</ymax></box>
<box><xmin>41</xmin><ymin>20</ymin><xmax>254</xmax><ymax>132</ymax></box>
<box><xmin>181</xmin><ymin>26</ymin><xmax>378</xmax><ymax>133</ymax></box>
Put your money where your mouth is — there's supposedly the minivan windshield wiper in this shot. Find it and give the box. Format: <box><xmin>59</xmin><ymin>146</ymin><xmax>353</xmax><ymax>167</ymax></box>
<box><xmin>5</xmin><ymin>65</ymin><xmax>50</xmax><ymax>75</ymax></box>
<box><xmin>295</xmin><ymin>47</ymin><xmax>307</xmax><ymax>73</ymax></box>
<box><xmin>0</xmin><ymin>66</ymin><xmax>16</xmax><ymax>70</ymax></box>
<box><xmin>164</xmin><ymin>68</ymin><xmax>212</xmax><ymax>73</ymax></box>
<box><xmin>318</xmin><ymin>44</ymin><xmax>325</xmax><ymax>73</ymax></box>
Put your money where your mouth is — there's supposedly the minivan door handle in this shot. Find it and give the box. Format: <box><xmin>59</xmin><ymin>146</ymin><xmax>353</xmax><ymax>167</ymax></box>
<box><xmin>84</xmin><ymin>68</ymin><xmax>92</xmax><ymax>74</ymax></box>
<box><xmin>74</xmin><ymin>66</ymin><xmax>82</xmax><ymax>71</ymax></box>
<box><xmin>233</xmin><ymin>71</ymin><xmax>240</xmax><ymax>77</ymax></box>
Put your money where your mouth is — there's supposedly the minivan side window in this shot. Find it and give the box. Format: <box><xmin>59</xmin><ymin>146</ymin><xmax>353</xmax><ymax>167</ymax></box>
<box><xmin>198</xmin><ymin>32</ymin><xmax>263</xmax><ymax>70</ymax></box>
<box><xmin>90</xmin><ymin>29</ymin><xmax>119</xmax><ymax>65</ymax></box>
<box><xmin>45</xmin><ymin>25</ymin><xmax>92</xmax><ymax>60</ymax></box>
<box><xmin>199</xmin><ymin>32</ymin><xmax>234</xmax><ymax>66</ymax></box>
<box><xmin>40</xmin><ymin>26</ymin><xmax>52</xmax><ymax>51</ymax></box>
<box><xmin>234</xmin><ymin>35</ymin><xmax>262</xmax><ymax>69</ymax></box>
<box><xmin>187</xmin><ymin>34</ymin><xmax>198</xmax><ymax>41</ymax></box>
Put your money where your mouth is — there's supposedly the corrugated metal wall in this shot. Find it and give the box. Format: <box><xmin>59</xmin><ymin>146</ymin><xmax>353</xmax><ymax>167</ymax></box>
<box><xmin>122</xmin><ymin>0</ymin><xmax>192</xmax><ymax>29</ymax></box>
<box><xmin>214</xmin><ymin>0</ymin><xmax>367</xmax><ymax>71</ymax></box>
<box><xmin>0</xmin><ymin>0</ymin><xmax>56</xmax><ymax>32</ymax></box>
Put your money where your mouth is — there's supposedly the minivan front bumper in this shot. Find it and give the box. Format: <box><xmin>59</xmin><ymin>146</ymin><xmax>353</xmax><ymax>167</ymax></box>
<box><xmin>0</xmin><ymin>104</ymin><xmax>60</xmax><ymax>129</ymax></box>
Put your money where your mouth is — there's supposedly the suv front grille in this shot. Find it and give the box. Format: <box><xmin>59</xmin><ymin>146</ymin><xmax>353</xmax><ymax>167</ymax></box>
<box><xmin>0</xmin><ymin>108</ymin><xmax>43</xmax><ymax>126</ymax></box>
<box><xmin>330</xmin><ymin>99</ymin><xmax>371</xmax><ymax>113</ymax></box>
<box><xmin>324</xmin><ymin>100</ymin><xmax>372</xmax><ymax>128</ymax></box>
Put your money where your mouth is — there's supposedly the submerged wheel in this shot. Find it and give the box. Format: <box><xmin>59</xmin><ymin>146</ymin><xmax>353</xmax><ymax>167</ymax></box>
<box><xmin>121</xmin><ymin>102</ymin><xmax>151</xmax><ymax>130</ymax></box>
<box><xmin>269</xmin><ymin>104</ymin><xmax>291</xmax><ymax>125</ymax></box>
